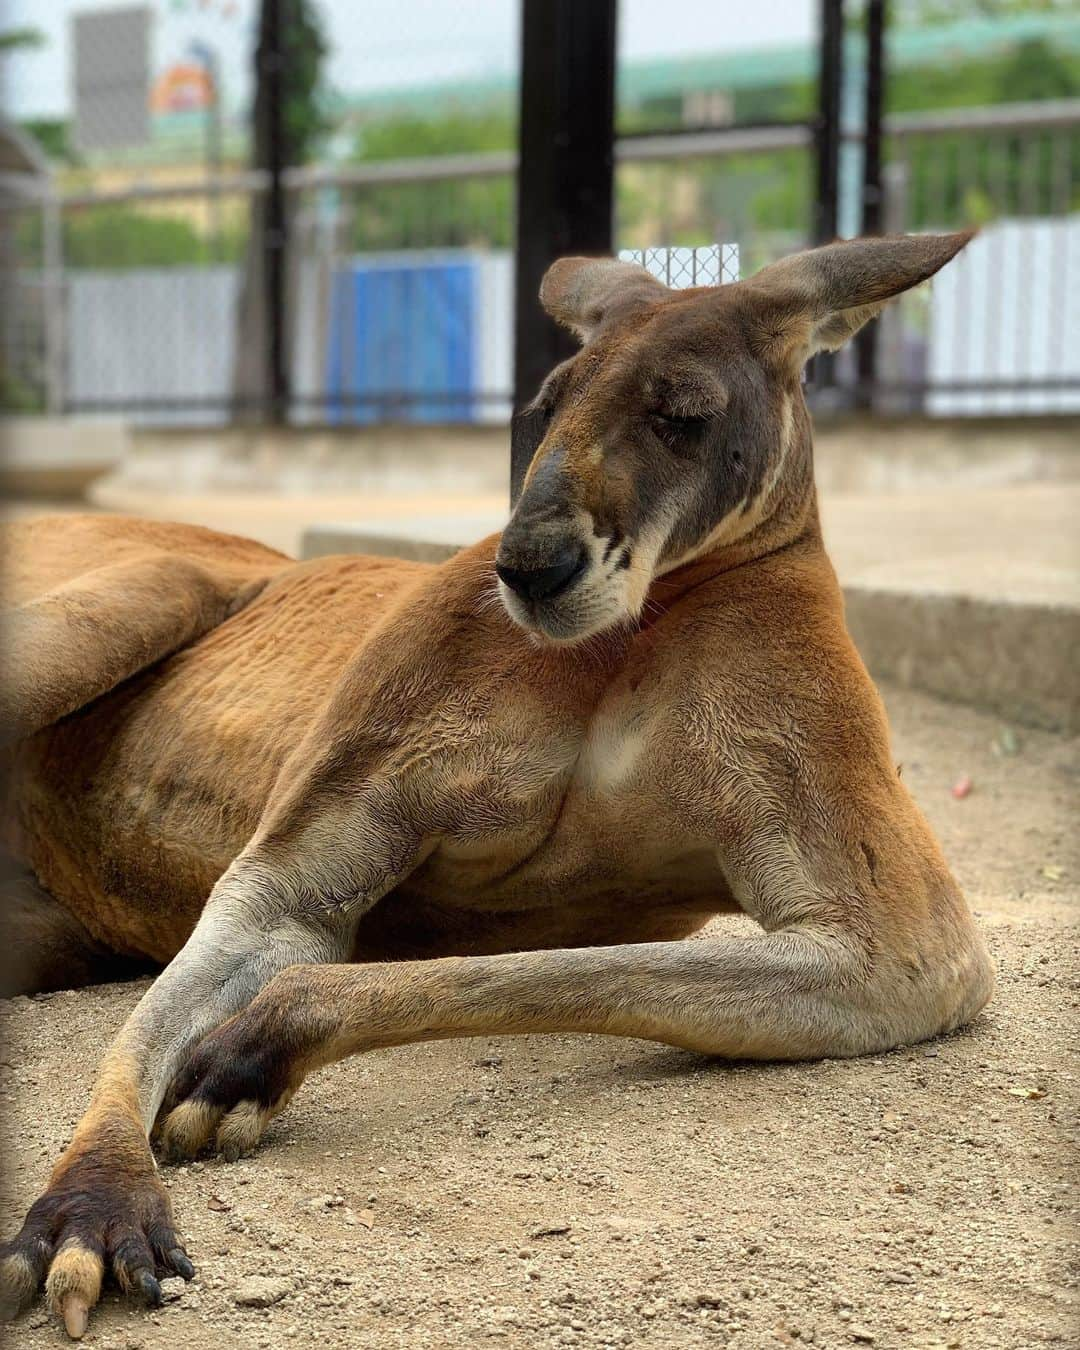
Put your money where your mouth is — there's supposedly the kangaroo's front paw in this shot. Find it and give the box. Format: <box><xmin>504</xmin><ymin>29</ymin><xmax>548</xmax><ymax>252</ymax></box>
<box><xmin>0</xmin><ymin>1125</ymin><xmax>193</xmax><ymax>1338</ymax></box>
<box><xmin>158</xmin><ymin>991</ymin><xmax>311</xmax><ymax>1163</ymax></box>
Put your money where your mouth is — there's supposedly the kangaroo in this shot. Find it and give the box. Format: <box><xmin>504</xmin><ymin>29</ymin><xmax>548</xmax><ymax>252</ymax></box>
<box><xmin>0</xmin><ymin>232</ymin><xmax>993</xmax><ymax>1339</ymax></box>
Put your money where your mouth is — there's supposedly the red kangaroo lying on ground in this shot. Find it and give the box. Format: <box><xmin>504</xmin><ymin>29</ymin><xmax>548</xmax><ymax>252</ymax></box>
<box><xmin>0</xmin><ymin>232</ymin><xmax>993</xmax><ymax>1338</ymax></box>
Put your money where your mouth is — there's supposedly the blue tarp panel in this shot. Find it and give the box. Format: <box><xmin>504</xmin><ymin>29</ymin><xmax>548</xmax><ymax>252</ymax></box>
<box><xmin>326</xmin><ymin>257</ymin><xmax>476</xmax><ymax>424</ymax></box>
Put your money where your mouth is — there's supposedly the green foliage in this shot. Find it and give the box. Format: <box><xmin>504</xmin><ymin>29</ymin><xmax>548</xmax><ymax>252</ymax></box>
<box><xmin>899</xmin><ymin>125</ymin><xmax>1080</xmax><ymax>229</ymax></box>
<box><xmin>281</xmin><ymin>0</ymin><xmax>332</xmax><ymax>166</ymax></box>
<box><xmin>886</xmin><ymin>37</ymin><xmax>1079</xmax><ymax>112</ymax></box>
<box><xmin>616</xmin><ymin>149</ymin><xmax>811</xmax><ymax>255</ymax></box>
<box><xmin>0</xmin><ymin>26</ymin><xmax>45</xmax><ymax>52</ymax></box>
<box><xmin>355</xmin><ymin>108</ymin><xmax>514</xmax><ymax>161</ymax></box>
<box><xmin>348</xmin><ymin>109</ymin><xmax>515</xmax><ymax>252</ymax></box>
<box><xmin>0</xmin><ymin>365</ymin><xmax>45</xmax><ymax>413</ymax></box>
<box><xmin>997</xmin><ymin>36</ymin><xmax>1078</xmax><ymax>99</ymax></box>
<box><xmin>18</xmin><ymin>119</ymin><xmax>77</xmax><ymax>166</ymax></box>
<box><xmin>349</xmin><ymin>177</ymin><xmax>514</xmax><ymax>252</ymax></box>
<box><xmin>890</xmin><ymin>0</ymin><xmax>1077</xmax><ymax>24</ymax></box>
<box><xmin>15</xmin><ymin>206</ymin><xmax>246</xmax><ymax>269</ymax></box>
<box><xmin>611</xmin><ymin>22</ymin><xmax>1080</xmax><ymax>246</ymax></box>
<box><xmin>616</xmin><ymin>35</ymin><xmax>1079</xmax><ymax>126</ymax></box>
<box><xmin>734</xmin><ymin>81</ymin><xmax>816</xmax><ymax>126</ymax></box>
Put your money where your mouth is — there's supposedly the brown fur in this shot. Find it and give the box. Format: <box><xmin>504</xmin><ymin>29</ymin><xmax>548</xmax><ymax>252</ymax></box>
<box><xmin>0</xmin><ymin>232</ymin><xmax>992</xmax><ymax>1338</ymax></box>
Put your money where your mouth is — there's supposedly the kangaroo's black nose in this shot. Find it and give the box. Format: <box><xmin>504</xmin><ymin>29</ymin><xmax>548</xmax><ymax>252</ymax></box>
<box><xmin>496</xmin><ymin>547</ymin><xmax>586</xmax><ymax>602</ymax></box>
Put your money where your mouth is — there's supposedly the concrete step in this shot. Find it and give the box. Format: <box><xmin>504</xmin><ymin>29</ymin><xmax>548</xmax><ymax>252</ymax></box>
<box><xmin>0</xmin><ymin>418</ymin><xmax>128</xmax><ymax>497</ymax></box>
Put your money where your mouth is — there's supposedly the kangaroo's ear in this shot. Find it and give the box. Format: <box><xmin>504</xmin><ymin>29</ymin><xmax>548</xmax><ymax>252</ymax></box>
<box><xmin>539</xmin><ymin>256</ymin><xmax>669</xmax><ymax>343</ymax></box>
<box><xmin>744</xmin><ymin>231</ymin><xmax>974</xmax><ymax>363</ymax></box>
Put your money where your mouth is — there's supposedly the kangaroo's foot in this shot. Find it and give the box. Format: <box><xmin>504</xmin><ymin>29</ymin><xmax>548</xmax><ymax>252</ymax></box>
<box><xmin>157</xmin><ymin>987</ymin><xmax>310</xmax><ymax>1162</ymax></box>
<box><xmin>0</xmin><ymin>1103</ymin><xmax>193</xmax><ymax>1337</ymax></box>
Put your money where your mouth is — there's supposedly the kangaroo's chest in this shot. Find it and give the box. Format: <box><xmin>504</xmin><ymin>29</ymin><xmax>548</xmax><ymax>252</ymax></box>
<box><xmin>397</xmin><ymin>681</ymin><xmax>732</xmax><ymax>924</ymax></box>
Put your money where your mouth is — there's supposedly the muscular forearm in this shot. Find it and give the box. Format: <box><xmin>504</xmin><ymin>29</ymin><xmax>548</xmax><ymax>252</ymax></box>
<box><xmin>111</xmin><ymin>863</ymin><xmax>356</xmax><ymax>1128</ymax></box>
<box><xmin>169</xmin><ymin>929</ymin><xmax>871</xmax><ymax>1129</ymax></box>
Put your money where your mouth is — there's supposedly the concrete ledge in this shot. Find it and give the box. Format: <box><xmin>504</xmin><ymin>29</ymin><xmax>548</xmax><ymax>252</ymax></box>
<box><xmin>102</xmin><ymin>413</ymin><xmax>1079</xmax><ymax>499</ymax></box>
<box><xmin>303</xmin><ymin>513</ymin><xmax>505</xmax><ymax>564</ymax></box>
<box><xmin>117</xmin><ymin>423</ymin><xmax>511</xmax><ymax>497</ymax></box>
<box><xmin>845</xmin><ymin>588</ymin><xmax>1078</xmax><ymax>733</ymax></box>
<box><xmin>0</xmin><ymin>417</ymin><xmax>128</xmax><ymax>496</ymax></box>
<box><xmin>303</xmin><ymin>510</ymin><xmax>1079</xmax><ymax>734</ymax></box>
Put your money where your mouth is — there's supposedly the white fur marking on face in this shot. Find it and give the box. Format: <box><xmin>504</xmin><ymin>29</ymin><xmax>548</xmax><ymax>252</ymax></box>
<box><xmin>763</xmin><ymin>394</ymin><xmax>793</xmax><ymax>501</ymax></box>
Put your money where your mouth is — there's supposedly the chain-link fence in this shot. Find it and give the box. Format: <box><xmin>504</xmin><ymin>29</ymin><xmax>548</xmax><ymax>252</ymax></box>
<box><xmin>618</xmin><ymin>245</ymin><xmax>740</xmax><ymax>288</ymax></box>
<box><xmin>1</xmin><ymin>2</ymin><xmax>1078</xmax><ymax>424</ymax></box>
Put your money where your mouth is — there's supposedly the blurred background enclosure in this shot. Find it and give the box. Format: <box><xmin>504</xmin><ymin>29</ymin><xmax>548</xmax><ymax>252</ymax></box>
<box><xmin>1</xmin><ymin>0</ymin><xmax>1078</xmax><ymax>425</ymax></box>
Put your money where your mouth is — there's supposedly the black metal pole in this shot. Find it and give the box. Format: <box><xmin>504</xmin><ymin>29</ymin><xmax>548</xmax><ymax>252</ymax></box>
<box><xmin>856</xmin><ymin>0</ymin><xmax>886</xmax><ymax>408</ymax></box>
<box><xmin>205</xmin><ymin>45</ymin><xmax>223</xmax><ymax>262</ymax></box>
<box><xmin>261</xmin><ymin>0</ymin><xmax>289</xmax><ymax>424</ymax></box>
<box><xmin>815</xmin><ymin>0</ymin><xmax>843</xmax><ymax>247</ymax></box>
<box><xmin>812</xmin><ymin>0</ymin><xmax>844</xmax><ymax>395</ymax></box>
<box><xmin>511</xmin><ymin>0</ymin><xmax>617</xmax><ymax>499</ymax></box>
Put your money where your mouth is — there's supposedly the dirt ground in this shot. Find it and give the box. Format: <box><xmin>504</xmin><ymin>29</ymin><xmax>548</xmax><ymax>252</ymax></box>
<box><xmin>1</xmin><ymin>684</ymin><xmax>1076</xmax><ymax>1350</ymax></box>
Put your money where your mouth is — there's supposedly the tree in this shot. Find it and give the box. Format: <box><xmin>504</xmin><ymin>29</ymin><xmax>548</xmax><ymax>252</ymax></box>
<box><xmin>17</xmin><ymin>119</ymin><xmax>77</xmax><ymax>165</ymax></box>
<box><xmin>355</xmin><ymin>109</ymin><xmax>514</xmax><ymax>162</ymax></box>
<box><xmin>996</xmin><ymin>36</ymin><xmax>1078</xmax><ymax>99</ymax></box>
<box><xmin>278</xmin><ymin>0</ymin><xmax>331</xmax><ymax>165</ymax></box>
<box><xmin>0</xmin><ymin>26</ymin><xmax>44</xmax><ymax>52</ymax></box>
<box><xmin>346</xmin><ymin>108</ymin><xmax>515</xmax><ymax>252</ymax></box>
<box><xmin>890</xmin><ymin>0</ymin><xmax>1077</xmax><ymax>22</ymax></box>
<box><xmin>61</xmin><ymin>208</ymin><xmax>243</xmax><ymax>268</ymax></box>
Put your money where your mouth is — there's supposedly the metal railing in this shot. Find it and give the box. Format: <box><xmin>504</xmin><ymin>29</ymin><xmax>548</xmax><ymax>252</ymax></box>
<box><xmin>2</xmin><ymin>99</ymin><xmax>1077</xmax><ymax>421</ymax></box>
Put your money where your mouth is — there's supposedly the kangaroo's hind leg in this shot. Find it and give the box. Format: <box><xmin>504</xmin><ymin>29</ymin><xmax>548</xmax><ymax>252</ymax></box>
<box><xmin>0</xmin><ymin>859</ymin><xmax>155</xmax><ymax>997</ymax></box>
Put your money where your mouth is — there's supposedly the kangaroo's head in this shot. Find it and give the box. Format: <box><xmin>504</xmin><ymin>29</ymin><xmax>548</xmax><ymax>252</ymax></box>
<box><xmin>495</xmin><ymin>231</ymin><xmax>972</xmax><ymax>643</ymax></box>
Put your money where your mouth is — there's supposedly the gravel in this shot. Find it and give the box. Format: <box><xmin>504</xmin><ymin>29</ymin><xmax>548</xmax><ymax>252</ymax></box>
<box><xmin>1</xmin><ymin>683</ymin><xmax>1077</xmax><ymax>1349</ymax></box>
<box><xmin>231</xmin><ymin>1278</ymin><xmax>294</xmax><ymax>1309</ymax></box>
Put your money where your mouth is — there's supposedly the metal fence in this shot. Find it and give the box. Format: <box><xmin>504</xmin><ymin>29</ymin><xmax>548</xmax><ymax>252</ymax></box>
<box><xmin>879</xmin><ymin>101</ymin><xmax>1080</xmax><ymax>415</ymax></box>
<box><xmin>1</xmin><ymin>2</ymin><xmax>1078</xmax><ymax>425</ymax></box>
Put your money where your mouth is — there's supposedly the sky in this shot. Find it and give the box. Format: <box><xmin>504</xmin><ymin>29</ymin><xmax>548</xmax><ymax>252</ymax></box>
<box><xmin>0</xmin><ymin>0</ymin><xmax>816</xmax><ymax>122</ymax></box>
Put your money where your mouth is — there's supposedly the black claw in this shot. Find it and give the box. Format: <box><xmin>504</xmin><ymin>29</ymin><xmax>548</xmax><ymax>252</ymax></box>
<box><xmin>168</xmin><ymin>1249</ymin><xmax>195</xmax><ymax>1281</ymax></box>
<box><xmin>136</xmin><ymin>1269</ymin><xmax>163</xmax><ymax>1307</ymax></box>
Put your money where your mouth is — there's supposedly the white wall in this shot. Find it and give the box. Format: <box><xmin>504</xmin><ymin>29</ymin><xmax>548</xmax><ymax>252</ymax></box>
<box><xmin>928</xmin><ymin>216</ymin><xmax>1080</xmax><ymax>416</ymax></box>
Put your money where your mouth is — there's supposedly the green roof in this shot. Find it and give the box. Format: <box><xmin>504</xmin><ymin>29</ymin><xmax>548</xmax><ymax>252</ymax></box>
<box><xmin>340</xmin><ymin>11</ymin><xmax>1080</xmax><ymax>116</ymax></box>
<box><xmin>626</xmin><ymin>11</ymin><xmax>1080</xmax><ymax>101</ymax></box>
<box><xmin>45</xmin><ymin>11</ymin><xmax>1080</xmax><ymax>168</ymax></box>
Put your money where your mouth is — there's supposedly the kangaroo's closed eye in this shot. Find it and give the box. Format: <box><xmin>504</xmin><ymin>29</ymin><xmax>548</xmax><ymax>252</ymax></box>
<box><xmin>651</xmin><ymin>408</ymin><xmax>712</xmax><ymax>436</ymax></box>
<box><xmin>652</xmin><ymin>411</ymin><xmax>709</xmax><ymax>429</ymax></box>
